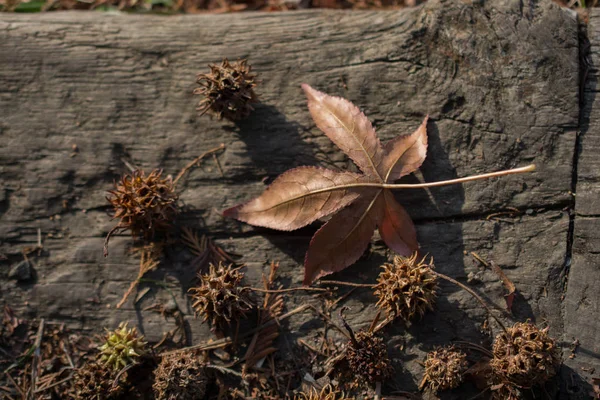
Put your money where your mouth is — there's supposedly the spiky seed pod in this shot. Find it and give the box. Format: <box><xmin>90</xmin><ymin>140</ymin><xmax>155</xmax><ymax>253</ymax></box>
<box><xmin>374</xmin><ymin>253</ymin><xmax>437</xmax><ymax>322</ymax></box>
<box><xmin>100</xmin><ymin>322</ymin><xmax>147</xmax><ymax>371</ymax></box>
<box><xmin>490</xmin><ymin>322</ymin><xmax>560</xmax><ymax>389</ymax></box>
<box><xmin>194</xmin><ymin>58</ymin><xmax>259</xmax><ymax>121</ymax></box>
<box><xmin>346</xmin><ymin>330</ymin><xmax>393</xmax><ymax>384</ymax></box>
<box><xmin>107</xmin><ymin>169</ymin><xmax>178</xmax><ymax>240</ymax></box>
<box><xmin>72</xmin><ymin>361</ymin><xmax>126</xmax><ymax>399</ymax></box>
<box><xmin>189</xmin><ymin>262</ymin><xmax>253</xmax><ymax>330</ymax></box>
<box><xmin>420</xmin><ymin>346</ymin><xmax>468</xmax><ymax>393</ymax></box>
<box><xmin>295</xmin><ymin>384</ymin><xmax>353</xmax><ymax>400</ymax></box>
<box><xmin>153</xmin><ymin>352</ymin><xmax>209</xmax><ymax>400</ymax></box>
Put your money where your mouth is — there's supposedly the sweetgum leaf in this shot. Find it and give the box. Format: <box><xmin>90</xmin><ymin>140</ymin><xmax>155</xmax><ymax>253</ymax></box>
<box><xmin>224</xmin><ymin>84</ymin><xmax>428</xmax><ymax>284</ymax></box>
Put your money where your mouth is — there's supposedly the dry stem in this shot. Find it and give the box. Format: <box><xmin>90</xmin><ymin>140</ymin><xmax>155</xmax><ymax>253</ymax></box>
<box><xmin>173</xmin><ymin>143</ymin><xmax>226</xmax><ymax>185</ymax></box>
<box><xmin>431</xmin><ymin>271</ymin><xmax>507</xmax><ymax>332</ymax></box>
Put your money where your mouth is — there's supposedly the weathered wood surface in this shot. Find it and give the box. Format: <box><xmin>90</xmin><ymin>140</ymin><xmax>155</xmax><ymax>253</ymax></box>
<box><xmin>562</xmin><ymin>7</ymin><xmax>600</xmax><ymax>399</ymax></box>
<box><xmin>1</xmin><ymin>0</ymin><xmax>596</xmax><ymax>397</ymax></box>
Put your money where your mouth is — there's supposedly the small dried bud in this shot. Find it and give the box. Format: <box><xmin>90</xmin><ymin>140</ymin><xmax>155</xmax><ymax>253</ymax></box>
<box><xmin>153</xmin><ymin>352</ymin><xmax>209</xmax><ymax>400</ymax></box>
<box><xmin>72</xmin><ymin>361</ymin><xmax>126</xmax><ymax>399</ymax></box>
<box><xmin>374</xmin><ymin>253</ymin><xmax>437</xmax><ymax>322</ymax></box>
<box><xmin>346</xmin><ymin>330</ymin><xmax>393</xmax><ymax>384</ymax></box>
<box><xmin>106</xmin><ymin>169</ymin><xmax>178</xmax><ymax>240</ymax></box>
<box><xmin>295</xmin><ymin>384</ymin><xmax>353</xmax><ymax>400</ymax></box>
<box><xmin>490</xmin><ymin>322</ymin><xmax>559</xmax><ymax>390</ymax></box>
<box><xmin>189</xmin><ymin>262</ymin><xmax>253</xmax><ymax>331</ymax></box>
<box><xmin>194</xmin><ymin>58</ymin><xmax>259</xmax><ymax>121</ymax></box>
<box><xmin>420</xmin><ymin>346</ymin><xmax>468</xmax><ymax>393</ymax></box>
<box><xmin>100</xmin><ymin>322</ymin><xmax>147</xmax><ymax>371</ymax></box>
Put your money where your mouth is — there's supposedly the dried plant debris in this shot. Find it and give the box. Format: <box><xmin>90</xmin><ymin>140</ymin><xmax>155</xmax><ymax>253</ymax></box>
<box><xmin>2</xmin><ymin>317</ymin><xmax>96</xmax><ymax>399</ymax></box>
<box><xmin>490</xmin><ymin>322</ymin><xmax>560</xmax><ymax>394</ymax></box>
<box><xmin>419</xmin><ymin>346</ymin><xmax>468</xmax><ymax>393</ymax></box>
<box><xmin>105</xmin><ymin>169</ymin><xmax>178</xmax><ymax>256</ymax></box>
<box><xmin>194</xmin><ymin>58</ymin><xmax>259</xmax><ymax>121</ymax></box>
<box><xmin>181</xmin><ymin>227</ymin><xmax>237</xmax><ymax>274</ymax></box>
<box><xmin>100</xmin><ymin>322</ymin><xmax>147</xmax><ymax>371</ymax></box>
<box><xmin>153</xmin><ymin>352</ymin><xmax>209</xmax><ymax>400</ymax></box>
<box><xmin>295</xmin><ymin>384</ymin><xmax>353</xmax><ymax>400</ymax></box>
<box><xmin>189</xmin><ymin>262</ymin><xmax>254</xmax><ymax>331</ymax></box>
<box><xmin>72</xmin><ymin>361</ymin><xmax>127</xmax><ymax>400</ymax></box>
<box><xmin>374</xmin><ymin>253</ymin><xmax>437</xmax><ymax>322</ymax></box>
<box><xmin>346</xmin><ymin>330</ymin><xmax>393</xmax><ymax>385</ymax></box>
<box><xmin>243</xmin><ymin>261</ymin><xmax>284</xmax><ymax>376</ymax></box>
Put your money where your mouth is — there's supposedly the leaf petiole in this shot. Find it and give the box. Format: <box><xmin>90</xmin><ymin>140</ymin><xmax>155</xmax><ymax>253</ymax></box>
<box><xmin>382</xmin><ymin>164</ymin><xmax>535</xmax><ymax>190</ymax></box>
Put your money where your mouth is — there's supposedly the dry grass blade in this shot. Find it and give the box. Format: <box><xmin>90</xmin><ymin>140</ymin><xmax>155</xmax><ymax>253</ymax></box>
<box><xmin>489</xmin><ymin>261</ymin><xmax>517</xmax><ymax>312</ymax></box>
<box><xmin>242</xmin><ymin>261</ymin><xmax>284</xmax><ymax>376</ymax></box>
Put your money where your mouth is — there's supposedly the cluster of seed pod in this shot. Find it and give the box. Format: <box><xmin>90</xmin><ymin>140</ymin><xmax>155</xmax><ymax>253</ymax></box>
<box><xmin>153</xmin><ymin>352</ymin><xmax>209</xmax><ymax>400</ymax></box>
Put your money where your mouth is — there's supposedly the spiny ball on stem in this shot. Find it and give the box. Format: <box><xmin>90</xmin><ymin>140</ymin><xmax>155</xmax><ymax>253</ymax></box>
<box><xmin>72</xmin><ymin>361</ymin><xmax>126</xmax><ymax>400</ymax></box>
<box><xmin>106</xmin><ymin>169</ymin><xmax>178</xmax><ymax>241</ymax></box>
<box><xmin>100</xmin><ymin>322</ymin><xmax>147</xmax><ymax>371</ymax></box>
<box><xmin>374</xmin><ymin>253</ymin><xmax>437</xmax><ymax>322</ymax></box>
<box><xmin>346</xmin><ymin>330</ymin><xmax>393</xmax><ymax>384</ymax></box>
<box><xmin>295</xmin><ymin>384</ymin><xmax>353</xmax><ymax>400</ymax></box>
<box><xmin>189</xmin><ymin>262</ymin><xmax>253</xmax><ymax>330</ymax></box>
<box><xmin>153</xmin><ymin>352</ymin><xmax>209</xmax><ymax>400</ymax></box>
<box><xmin>420</xmin><ymin>346</ymin><xmax>468</xmax><ymax>393</ymax></box>
<box><xmin>490</xmin><ymin>322</ymin><xmax>559</xmax><ymax>390</ymax></box>
<box><xmin>194</xmin><ymin>58</ymin><xmax>259</xmax><ymax>121</ymax></box>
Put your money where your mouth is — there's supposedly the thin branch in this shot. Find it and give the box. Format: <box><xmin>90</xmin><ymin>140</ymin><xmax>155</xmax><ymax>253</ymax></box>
<box><xmin>453</xmin><ymin>341</ymin><xmax>494</xmax><ymax>358</ymax></box>
<box><xmin>161</xmin><ymin>304</ymin><xmax>311</xmax><ymax>357</ymax></box>
<box><xmin>103</xmin><ymin>225</ymin><xmax>122</xmax><ymax>257</ymax></box>
<box><xmin>248</xmin><ymin>286</ymin><xmax>329</xmax><ymax>293</ymax></box>
<box><xmin>34</xmin><ymin>372</ymin><xmax>74</xmax><ymax>394</ymax></box>
<box><xmin>432</xmin><ymin>271</ymin><xmax>507</xmax><ymax>333</ymax></box>
<box><xmin>317</xmin><ymin>280</ymin><xmax>375</xmax><ymax>288</ymax></box>
<box><xmin>173</xmin><ymin>143</ymin><xmax>226</xmax><ymax>185</ymax></box>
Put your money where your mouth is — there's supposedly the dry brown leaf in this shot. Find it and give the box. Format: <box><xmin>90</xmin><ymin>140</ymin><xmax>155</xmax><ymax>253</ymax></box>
<box><xmin>224</xmin><ymin>84</ymin><xmax>535</xmax><ymax>285</ymax></box>
<box><xmin>490</xmin><ymin>261</ymin><xmax>517</xmax><ymax>312</ymax></box>
<box><xmin>225</xmin><ymin>84</ymin><xmax>425</xmax><ymax>285</ymax></box>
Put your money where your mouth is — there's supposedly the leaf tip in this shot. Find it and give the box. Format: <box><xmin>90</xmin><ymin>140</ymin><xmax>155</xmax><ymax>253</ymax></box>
<box><xmin>301</xmin><ymin>83</ymin><xmax>321</xmax><ymax>101</ymax></box>
<box><xmin>222</xmin><ymin>206</ymin><xmax>239</xmax><ymax>219</ymax></box>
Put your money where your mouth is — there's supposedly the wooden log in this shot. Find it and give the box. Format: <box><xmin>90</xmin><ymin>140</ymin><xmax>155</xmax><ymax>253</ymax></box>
<box><xmin>0</xmin><ymin>0</ymin><xmax>590</xmax><ymax>396</ymax></box>
<box><xmin>561</xmin><ymin>7</ymin><xmax>600</xmax><ymax>399</ymax></box>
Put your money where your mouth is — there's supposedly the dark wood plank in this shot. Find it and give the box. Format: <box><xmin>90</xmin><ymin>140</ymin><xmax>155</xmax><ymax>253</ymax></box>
<box><xmin>0</xmin><ymin>0</ymin><xmax>584</xmax><ymax>397</ymax></box>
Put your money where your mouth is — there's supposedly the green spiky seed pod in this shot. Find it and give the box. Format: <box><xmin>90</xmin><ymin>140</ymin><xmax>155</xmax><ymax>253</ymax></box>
<box><xmin>490</xmin><ymin>322</ymin><xmax>559</xmax><ymax>390</ymax></box>
<box><xmin>100</xmin><ymin>322</ymin><xmax>147</xmax><ymax>371</ymax></box>
<box><xmin>346</xmin><ymin>330</ymin><xmax>393</xmax><ymax>384</ymax></box>
<box><xmin>153</xmin><ymin>352</ymin><xmax>209</xmax><ymax>400</ymax></box>
<box><xmin>374</xmin><ymin>253</ymin><xmax>437</xmax><ymax>322</ymax></box>
<box><xmin>189</xmin><ymin>262</ymin><xmax>253</xmax><ymax>331</ymax></box>
<box><xmin>194</xmin><ymin>58</ymin><xmax>259</xmax><ymax>121</ymax></box>
<box><xmin>420</xmin><ymin>346</ymin><xmax>468</xmax><ymax>392</ymax></box>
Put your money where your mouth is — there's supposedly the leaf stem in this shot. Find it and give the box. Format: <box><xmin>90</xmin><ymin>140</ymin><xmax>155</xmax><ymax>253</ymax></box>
<box><xmin>383</xmin><ymin>164</ymin><xmax>535</xmax><ymax>189</ymax></box>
